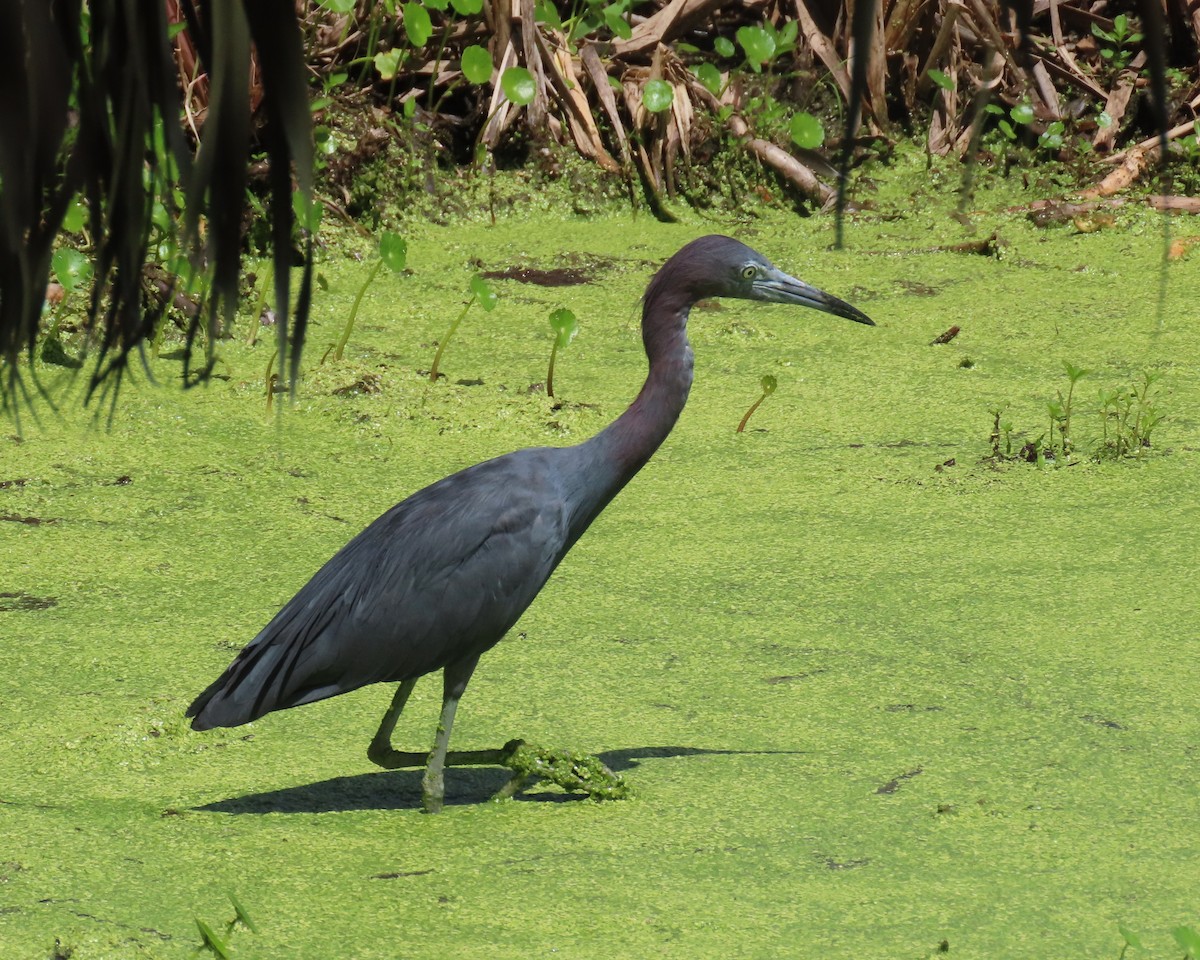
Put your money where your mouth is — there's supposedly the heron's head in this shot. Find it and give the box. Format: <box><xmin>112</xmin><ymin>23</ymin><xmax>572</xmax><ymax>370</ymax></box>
<box><xmin>650</xmin><ymin>235</ymin><xmax>874</xmax><ymax>326</ymax></box>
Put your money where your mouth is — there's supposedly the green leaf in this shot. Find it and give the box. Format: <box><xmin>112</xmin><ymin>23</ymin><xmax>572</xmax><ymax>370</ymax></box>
<box><xmin>997</xmin><ymin>119</ymin><xmax>1015</xmax><ymax>140</ymax></box>
<box><xmin>693</xmin><ymin>63</ymin><xmax>722</xmax><ymax>97</ymax></box>
<box><xmin>461</xmin><ymin>45</ymin><xmax>492</xmax><ymax>84</ymax></box>
<box><xmin>51</xmin><ymin>248</ymin><xmax>92</xmax><ymax>298</ymax></box>
<box><xmin>501</xmin><ymin>66</ymin><xmax>536</xmax><ymax>105</ymax></box>
<box><xmin>451</xmin><ymin>0</ymin><xmax>483</xmax><ymax>12</ymax></box>
<box><xmin>713</xmin><ymin>36</ymin><xmax>735</xmax><ymax>58</ymax></box>
<box><xmin>424</xmin><ymin>0</ymin><xmax>449</xmax><ymax>9</ymax></box>
<box><xmin>534</xmin><ymin>0</ymin><xmax>562</xmax><ymax>26</ymax></box>
<box><xmin>927</xmin><ymin>68</ymin><xmax>953</xmax><ymax>91</ymax></box>
<box><xmin>292</xmin><ymin>190</ymin><xmax>322</xmax><ymax>233</ymax></box>
<box><xmin>62</xmin><ymin>198</ymin><xmax>87</xmax><ymax>234</ymax></box>
<box><xmin>195</xmin><ymin>919</ymin><xmax>231</xmax><ymax>959</ymax></box>
<box><xmin>403</xmin><ymin>2</ymin><xmax>433</xmax><ymax>47</ymax></box>
<box><xmin>641</xmin><ymin>79</ymin><xmax>674</xmax><ymax>113</ymax></box>
<box><xmin>549</xmin><ymin>307</ymin><xmax>579</xmax><ymax>348</ymax></box>
<box><xmin>318</xmin><ymin>0</ymin><xmax>356</xmax><ymax>11</ymax></box>
<box><xmin>1117</xmin><ymin>922</ymin><xmax>1144</xmax><ymax>950</ymax></box>
<box><xmin>1173</xmin><ymin>926</ymin><xmax>1200</xmax><ymax>958</ymax></box>
<box><xmin>1097</xmin><ymin>110</ymin><xmax>1113</xmax><ymax>128</ymax></box>
<box><xmin>379</xmin><ymin>232</ymin><xmax>408</xmax><ymax>272</ymax></box>
<box><xmin>1011</xmin><ymin>102</ymin><xmax>1035</xmax><ymax>125</ymax></box>
<box><xmin>788</xmin><ymin>112</ymin><xmax>824</xmax><ymax>149</ymax></box>
<box><xmin>760</xmin><ymin>374</ymin><xmax>777</xmax><ymax>394</ymax></box>
<box><xmin>603</xmin><ymin>5</ymin><xmax>633</xmax><ymax>39</ymax></box>
<box><xmin>736</xmin><ymin>26</ymin><xmax>775</xmax><ymax>71</ymax></box>
<box><xmin>374</xmin><ymin>48</ymin><xmax>403</xmax><ymax>81</ymax></box>
<box><xmin>228</xmin><ymin>892</ymin><xmax>258</xmax><ymax>934</ymax></box>
<box><xmin>469</xmin><ymin>275</ymin><xmax>498</xmax><ymax>312</ymax></box>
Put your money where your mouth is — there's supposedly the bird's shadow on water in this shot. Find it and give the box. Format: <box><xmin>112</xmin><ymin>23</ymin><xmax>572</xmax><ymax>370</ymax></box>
<box><xmin>195</xmin><ymin>746</ymin><xmax>803</xmax><ymax>814</ymax></box>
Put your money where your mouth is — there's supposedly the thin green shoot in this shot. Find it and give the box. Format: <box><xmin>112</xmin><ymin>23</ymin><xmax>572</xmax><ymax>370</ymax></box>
<box><xmin>737</xmin><ymin>374</ymin><xmax>778</xmax><ymax>432</ymax></box>
<box><xmin>1116</xmin><ymin>921</ymin><xmax>1144</xmax><ymax>960</ymax></box>
<box><xmin>429</xmin><ymin>275</ymin><xmax>497</xmax><ymax>382</ymax></box>
<box><xmin>546</xmin><ymin>308</ymin><xmax>579</xmax><ymax>398</ymax></box>
<box><xmin>332</xmin><ymin>232</ymin><xmax>406</xmax><ymax>362</ymax></box>
<box><xmin>245</xmin><ymin>263</ymin><xmax>273</xmax><ymax>347</ymax></box>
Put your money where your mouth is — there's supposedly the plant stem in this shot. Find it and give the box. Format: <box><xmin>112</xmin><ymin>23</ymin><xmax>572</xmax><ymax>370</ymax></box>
<box><xmin>737</xmin><ymin>393</ymin><xmax>766</xmax><ymax>433</ymax></box>
<box><xmin>429</xmin><ymin>296</ymin><xmax>475</xmax><ymax>382</ymax></box>
<box><xmin>546</xmin><ymin>339</ymin><xmax>559</xmax><ymax>398</ymax></box>
<box><xmin>335</xmin><ymin>258</ymin><xmax>384</xmax><ymax>361</ymax></box>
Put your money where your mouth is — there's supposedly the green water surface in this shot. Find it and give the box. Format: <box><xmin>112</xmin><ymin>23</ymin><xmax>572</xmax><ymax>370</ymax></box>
<box><xmin>2</xmin><ymin>154</ymin><xmax>1198</xmax><ymax>958</ymax></box>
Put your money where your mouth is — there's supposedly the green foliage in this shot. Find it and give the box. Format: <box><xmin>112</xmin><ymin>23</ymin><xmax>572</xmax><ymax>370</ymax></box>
<box><xmin>332</xmin><ymin>231</ymin><xmax>407</xmax><ymax>362</ymax></box>
<box><xmin>1092</xmin><ymin>15</ymin><xmax>1143</xmax><ymax>73</ymax></box>
<box><xmin>501</xmin><ymin>66</ymin><xmax>536</xmax><ymax>105</ymax></box>
<box><xmin>403</xmin><ymin>2</ymin><xmax>433</xmax><ymax>46</ymax></box>
<box><xmin>50</xmin><ymin>248</ymin><xmax>92</xmax><ymax>300</ymax></box>
<box><xmin>736</xmin><ymin>25</ymin><xmax>775</xmax><ymax>73</ymax></box>
<box><xmin>713</xmin><ymin>35</ymin><xmax>735</xmax><ymax>58</ymax></box>
<box><xmin>461</xmin><ymin>44</ymin><xmax>492</xmax><ymax>84</ymax></box>
<box><xmin>374</xmin><ymin>48</ymin><xmax>403</xmax><ymax>81</ymax></box>
<box><xmin>789</xmin><ymin>112</ymin><xmax>824</xmax><ymax>149</ymax></box>
<box><xmin>927</xmin><ymin>68</ymin><xmax>953</xmax><ymax>91</ymax></box>
<box><xmin>988</xmin><ymin>365</ymin><xmax>1166</xmax><ymax>466</ymax></box>
<box><xmin>195</xmin><ymin>892</ymin><xmax>258</xmax><ymax>959</ymax></box>
<box><xmin>546</xmin><ymin>307</ymin><xmax>579</xmax><ymax>399</ymax></box>
<box><xmin>693</xmin><ymin>63</ymin><xmax>723</xmax><ymax>97</ymax></box>
<box><xmin>642</xmin><ymin>79</ymin><xmax>674</xmax><ymax>113</ymax></box>
<box><xmin>429</xmin><ymin>275</ymin><xmax>497</xmax><ymax>381</ymax></box>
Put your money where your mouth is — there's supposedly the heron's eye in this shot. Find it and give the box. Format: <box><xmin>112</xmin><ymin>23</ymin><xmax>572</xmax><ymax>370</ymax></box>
<box><xmin>741</xmin><ymin>265</ymin><xmax>758</xmax><ymax>280</ymax></box>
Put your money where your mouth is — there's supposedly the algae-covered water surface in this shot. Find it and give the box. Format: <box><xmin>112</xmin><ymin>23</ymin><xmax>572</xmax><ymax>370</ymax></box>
<box><xmin>3</xmin><ymin>158</ymin><xmax>1199</xmax><ymax>958</ymax></box>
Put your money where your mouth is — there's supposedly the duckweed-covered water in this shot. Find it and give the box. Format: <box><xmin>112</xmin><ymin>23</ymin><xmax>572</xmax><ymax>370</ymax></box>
<box><xmin>2</xmin><ymin>151</ymin><xmax>1198</xmax><ymax>958</ymax></box>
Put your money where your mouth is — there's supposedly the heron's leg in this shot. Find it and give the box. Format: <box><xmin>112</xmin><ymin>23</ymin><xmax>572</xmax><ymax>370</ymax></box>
<box><xmin>367</xmin><ymin>678</ymin><xmax>422</xmax><ymax>769</ymax></box>
<box><xmin>421</xmin><ymin>656</ymin><xmax>479</xmax><ymax>814</ymax></box>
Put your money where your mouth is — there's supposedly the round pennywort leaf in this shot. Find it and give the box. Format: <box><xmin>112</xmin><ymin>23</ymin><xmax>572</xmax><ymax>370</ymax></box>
<box><xmin>403</xmin><ymin>2</ymin><xmax>433</xmax><ymax>47</ymax></box>
<box><xmin>549</xmin><ymin>308</ymin><xmax>579</xmax><ymax>347</ymax></box>
<box><xmin>379</xmin><ymin>232</ymin><xmax>407</xmax><ymax>272</ymax></box>
<box><xmin>469</xmin><ymin>275</ymin><xmax>499</xmax><ymax>312</ymax></box>
<box><xmin>501</xmin><ymin>67</ymin><xmax>536</xmax><ymax>105</ymax></box>
<box><xmin>789</xmin><ymin>112</ymin><xmax>824</xmax><ymax>149</ymax></box>
<box><xmin>642</xmin><ymin>79</ymin><xmax>674</xmax><ymax>113</ymax></box>
<box><xmin>461</xmin><ymin>45</ymin><xmax>492</xmax><ymax>85</ymax></box>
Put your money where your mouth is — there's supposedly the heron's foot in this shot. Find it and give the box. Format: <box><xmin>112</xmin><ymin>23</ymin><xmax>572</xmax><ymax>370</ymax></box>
<box><xmin>367</xmin><ymin>740</ymin><xmax>428</xmax><ymax>770</ymax></box>
<box><xmin>490</xmin><ymin>741</ymin><xmax>631</xmax><ymax>802</ymax></box>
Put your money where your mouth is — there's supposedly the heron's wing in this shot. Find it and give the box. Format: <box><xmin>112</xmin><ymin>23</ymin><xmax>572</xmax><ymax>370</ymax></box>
<box><xmin>188</xmin><ymin>450</ymin><xmax>571</xmax><ymax>729</ymax></box>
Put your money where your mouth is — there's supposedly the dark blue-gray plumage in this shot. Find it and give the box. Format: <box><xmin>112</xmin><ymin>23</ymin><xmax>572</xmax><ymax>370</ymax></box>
<box><xmin>187</xmin><ymin>235</ymin><xmax>873</xmax><ymax>812</ymax></box>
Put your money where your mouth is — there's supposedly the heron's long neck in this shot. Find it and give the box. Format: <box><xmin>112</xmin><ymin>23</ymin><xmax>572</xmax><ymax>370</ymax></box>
<box><xmin>569</xmin><ymin>288</ymin><xmax>694</xmax><ymax>536</ymax></box>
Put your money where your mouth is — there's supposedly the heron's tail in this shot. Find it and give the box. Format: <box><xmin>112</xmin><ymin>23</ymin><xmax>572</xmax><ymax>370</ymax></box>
<box><xmin>186</xmin><ymin>624</ymin><xmax>338</xmax><ymax>730</ymax></box>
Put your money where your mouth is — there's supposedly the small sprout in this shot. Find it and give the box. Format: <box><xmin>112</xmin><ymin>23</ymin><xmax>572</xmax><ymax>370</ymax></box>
<box><xmin>429</xmin><ymin>276</ymin><xmax>497</xmax><ymax>382</ymax></box>
<box><xmin>713</xmin><ymin>36</ymin><xmax>735</xmax><ymax>58</ymax></box>
<box><xmin>1173</xmin><ymin>926</ymin><xmax>1200</xmax><ymax>960</ymax></box>
<box><xmin>332</xmin><ymin>232</ymin><xmax>407</xmax><ymax>362</ymax></box>
<box><xmin>373</xmin><ymin>48</ymin><xmax>403</xmax><ymax>82</ymax></box>
<box><xmin>195</xmin><ymin>919</ymin><xmax>231</xmax><ymax>959</ymax></box>
<box><xmin>228</xmin><ymin>892</ymin><xmax>257</xmax><ymax>934</ymax></box>
<box><xmin>546</xmin><ymin>308</ymin><xmax>579</xmax><ymax>399</ymax></box>
<box><xmin>736</xmin><ymin>374</ymin><xmax>778</xmax><ymax>433</ymax></box>
<box><xmin>1117</xmin><ymin>921</ymin><xmax>1144</xmax><ymax>959</ymax></box>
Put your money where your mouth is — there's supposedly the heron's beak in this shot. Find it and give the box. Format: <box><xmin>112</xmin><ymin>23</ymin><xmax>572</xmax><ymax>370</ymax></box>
<box><xmin>755</xmin><ymin>268</ymin><xmax>874</xmax><ymax>326</ymax></box>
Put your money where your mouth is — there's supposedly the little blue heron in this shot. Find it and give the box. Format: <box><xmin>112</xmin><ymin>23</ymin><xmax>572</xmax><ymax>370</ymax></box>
<box><xmin>187</xmin><ymin>235</ymin><xmax>873</xmax><ymax>812</ymax></box>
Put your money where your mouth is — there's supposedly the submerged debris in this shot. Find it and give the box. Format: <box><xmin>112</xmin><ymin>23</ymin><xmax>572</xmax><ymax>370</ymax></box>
<box><xmin>492</xmin><ymin>739</ymin><xmax>630</xmax><ymax>802</ymax></box>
